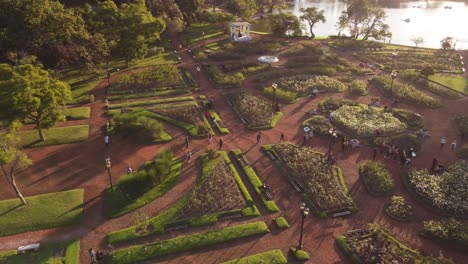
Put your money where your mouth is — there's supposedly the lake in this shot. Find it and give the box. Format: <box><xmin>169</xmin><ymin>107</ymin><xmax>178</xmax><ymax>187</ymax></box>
<box><xmin>288</xmin><ymin>0</ymin><xmax>468</xmax><ymax>49</ymax></box>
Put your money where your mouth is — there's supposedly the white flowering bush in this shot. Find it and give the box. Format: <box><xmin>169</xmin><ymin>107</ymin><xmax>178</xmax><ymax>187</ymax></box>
<box><xmin>332</xmin><ymin>105</ymin><xmax>406</xmax><ymax>138</ymax></box>
<box><xmin>422</xmin><ymin>218</ymin><xmax>468</xmax><ymax>248</ymax></box>
<box><xmin>407</xmin><ymin>161</ymin><xmax>468</xmax><ymax>217</ymax></box>
<box><xmin>234</xmin><ymin>93</ymin><xmax>276</xmax><ymax>127</ymax></box>
<box><xmin>272</xmin><ymin>143</ymin><xmax>354</xmax><ymax>211</ymax></box>
<box><xmin>278</xmin><ymin>75</ymin><xmax>345</xmax><ymax>96</ymax></box>
<box><xmin>385</xmin><ymin>195</ymin><xmax>414</xmax><ymax>221</ymax></box>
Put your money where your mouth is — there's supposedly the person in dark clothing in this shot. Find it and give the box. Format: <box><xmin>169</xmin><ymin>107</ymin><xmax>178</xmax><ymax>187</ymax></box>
<box><xmin>256</xmin><ymin>132</ymin><xmax>263</xmax><ymax>144</ymax></box>
<box><xmin>432</xmin><ymin>158</ymin><xmax>438</xmax><ymax>171</ymax></box>
<box><xmin>219</xmin><ymin>138</ymin><xmax>224</xmax><ymax>149</ymax></box>
<box><xmin>280</xmin><ymin>132</ymin><xmax>285</xmax><ymax>142</ymax></box>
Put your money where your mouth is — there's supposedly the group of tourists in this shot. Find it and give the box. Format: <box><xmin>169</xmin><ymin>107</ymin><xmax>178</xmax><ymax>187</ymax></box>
<box><xmin>88</xmin><ymin>248</ymin><xmax>104</xmax><ymax>263</ymax></box>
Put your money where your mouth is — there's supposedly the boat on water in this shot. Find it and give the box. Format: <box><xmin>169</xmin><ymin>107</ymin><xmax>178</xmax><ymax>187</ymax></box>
<box><xmin>403</xmin><ymin>18</ymin><xmax>411</xmax><ymax>22</ymax></box>
<box><xmin>444</xmin><ymin>6</ymin><xmax>452</xmax><ymax>9</ymax></box>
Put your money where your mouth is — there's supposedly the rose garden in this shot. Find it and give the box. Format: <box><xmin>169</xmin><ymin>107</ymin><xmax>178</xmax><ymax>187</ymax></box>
<box><xmin>1</xmin><ymin>2</ymin><xmax>468</xmax><ymax>264</ymax></box>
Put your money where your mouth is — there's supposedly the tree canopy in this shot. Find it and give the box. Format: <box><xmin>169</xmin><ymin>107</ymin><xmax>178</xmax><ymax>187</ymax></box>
<box><xmin>300</xmin><ymin>7</ymin><xmax>326</xmax><ymax>39</ymax></box>
<box><xmin>269</xmin><ymin>12</ymin><xmax>302</xmax><ymax>37</ymax></box>
<box><xmin>0</xmin><ymin>63</ymin><xmax>71</xmax><ymax>141</ymax></box>
<box><xmin>337</xmin><ymin>0</ymin><xmax>391</xmax><ymax>40</ymax></box>
<box><xmin>225</xmin><ymin>0</ymin><xmax>257</xmax><ymax>19</ymax></box>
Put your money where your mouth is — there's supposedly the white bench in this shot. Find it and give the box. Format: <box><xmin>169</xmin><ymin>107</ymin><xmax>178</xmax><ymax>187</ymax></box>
<box><xmin>331</xmin><ymin>211</ymin><xmax>351</xmax><ymax>218</ymax></box>
<box><xmin>18</xmin><ymin>243</ymin><xmax>40</xmax><ymax>254</ymax></box>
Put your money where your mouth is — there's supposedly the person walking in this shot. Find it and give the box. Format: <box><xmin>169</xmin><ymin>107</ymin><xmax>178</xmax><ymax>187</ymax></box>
<box><xmin>440</xmin><ymin>136</ymin><xmax>447</xmax><ymax>148</ymax></box>
<box><xmin>451</xmin><ymin>140</ymin><xmax>457</xmax><ymax>151</ymax></box>
<box><xmin>89</xmin><ymin>248</ymin><xmax>96</xmax><ymax>263</ymax></box>
<box><xmin>280</xmin><ymin>132</ymin><xmax>285</xmax><ymax>142</ymax></box>
<box><xmin>431</xmin><ymin>158</ymin><xmax>438</xmax><ymax>171</ymax></box>
<box><xmin>256</xmin><ymin>132</ymin><xmax>263</xmax><ymax>144</ymax></box>
<box><xmin>219</xmin><ymin>138</ymin><xmax>223</xmax><ymax>149</ymax></box>
<box><xmin>186</xmin><ymin>151</ymin><xmax>192</xmax><ymax>163</ymax></box>
<box><xmin>208</xmin><ymin>132</ymin><xmax>212</xmax><ymax>143</ymax></box>
<box><xmin>104</xmin><ymin>135</ymin><xmax>109</xmax><ymax>147</ymax></box>
<box><xmin>127</xmin><ymin>167</ymin><xmax>133</xmax><ymax>174</ymax></box>
<box><xmin>184</xmin><ymin>136</ymin><xmax>190</xmax><ymax>149</ymax></box>
<box><xmin>303</xmin><ymin>134</ymin><xmax>307</xmax><ymax>145</ymax></box>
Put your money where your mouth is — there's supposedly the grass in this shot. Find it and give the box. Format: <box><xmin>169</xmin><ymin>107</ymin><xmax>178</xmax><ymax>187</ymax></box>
<box><xmin>222</xmin><ymin>249</ymin><xmax>286</xmax><ymax>264</ymax></box>
<box><xmin>290</xmin><ymin>247</ymin><xmax>311</xmax><ymax>261</ymax></box>
<box><xmin>107</xmin><ymin>89</ymin><xmax>189</xmax><ymax>101</ymax></box>
<box><xmin>0</xmin><ymin>240</ymin><xmax>80</xmax><ymax>264</ymax></box>
<box><xmin>183</xmin><ymin>23</ymin><xmax>225</xmax><ymax>46</ymax></box>
<box><xmin>18</xmin><ymin>125</ymin><xmax>89</xmax><ymax>148</ymax></box>
<box><xmin>108</xmin><ymin>221</ymin><xmax>270</xmax><ymax>264</ymax></box>
<box><xmin>274</xmin><ymin>217</ymin><xmax>290</xmax><ymax>229</ymax></box>
<box><xmin>199</xmin><ymin>95</ymin><xmax>230</xmax><ymax>134</ymax></box>
<box><xmin>250</xmin><ymin>20</ymin><xmax>272</xmax><ymax>34</ymax></box>
<box><xmin>0</xmin><ymin>190</ymin><xmax>83</xmax><ymax>237</ymax></box>
<box><xmin>104</xmin><ymin>159</ymin><xmax>182</xmax><ymax>218</ymax></box>
<box><xmin>232</xmin><ymin>149</ymin><xmax>280</xmax><ymax>212</ymax></box>
<box><xmin>64</xmin><ymin>107</ymin><xmax>91</xmax><ymax>120</ymax></box>
<box><xmin>108</xmin><ymin>96</ymin><xmax>195</xmax><ymax>109</ymax></box>
<box><xmin>429</xmin><ymin>74</ymin><xmax>468</xmax><ymax>95</ymax></box>
<box><xmin>107</xmin><ymin>152</ymin><xmax>259</xmax><ymax>245</ymax></box>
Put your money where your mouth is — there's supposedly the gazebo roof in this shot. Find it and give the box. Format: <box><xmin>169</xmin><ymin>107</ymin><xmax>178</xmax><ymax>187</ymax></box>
<box><xmin>230</xmin><ymin>22</ymin><xmax>251</xmax><ymax>26</ymax></box>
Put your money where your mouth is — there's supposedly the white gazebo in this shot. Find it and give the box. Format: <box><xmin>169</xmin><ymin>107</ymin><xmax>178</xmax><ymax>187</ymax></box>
<box><xmin>230</xmin><ymin>22</ymin><xmax>251</xmax><ymax>42</ymax></box>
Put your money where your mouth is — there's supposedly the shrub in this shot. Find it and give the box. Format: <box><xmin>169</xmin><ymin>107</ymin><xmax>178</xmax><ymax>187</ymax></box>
<box><xmin>457</xmin><ymin>145</ymin><xmax>468</xmax><ymax>160</ymax></box>
<box><xmin>146</xmin><ymin>46</ymin><xmax>165</xmax><ymax>57</ymax></box>
<box><xmin>113</xmin><ymin>110</ymin><xmax>163</xmax><ymax>140</ymax></box>
<box><xmin>374</xmin><ymin>133</ymin><xmax>422</xmax><ymax>153</ymax></box>
<box><xmin>370</xmin><ymin>76</ymin><xmax>442</xmax><ymax>108</ymax></box>
<box><xmin>88</xmin><ymin>94</ymin><xmax>95</xmax><ymax>103</ymax></box>
<box><xmin>390</xmin><ymin>108</ymin><xmax>424</xmax><ymax>130</ymax></box>
<box><xmin>454</xmin><ymin>116</ymin><xmax>468</xmax><ymax>135</ymax></box>
<box><xmin>302</xmin><ymin>115</ymin><xmax>333</xmax><ymax>136</ymax></box>
<box><xmin>318</xmin><ymin>98</ymin><xmax>360</xmax><ymax>113</ymax></box>
<box><xmin>263</xmin><ymin>86</ymin><xmax>297</xmax><ymax>104</ymax></box>
<box><xmin>274</xmin><ymin>217</ymin><xmax>289</xmax><ymax>229</ymax></box>
<box><xmin>349</xmin><ymin>80</ymin><xmax>368</xmax><ymax>95</ymax></box>
<box><xmin>422</xmin><ymin>218</ymin><xmax>468</xmax><ymax>248</ymax></box>
<box><xmin>385</xmin><ymin>195</ymin><xmax>414</xmax><ymax>221</ymax></box>
<box><xmin>109</xmin><ymin>65</ymin><xmax>180</xmax><ymax>93</ymax></box>
<box><xmin>290</xmin><ymin>247</ymin><xmax>310</xmax><ymax>260</ymax></box>
<box><xmin>359</xmin><ymin>161</ymin><xmax>394</xmax><ymax>195</ymax></box>
<box><xmin>199</xmin><ymin>11</ymin><xmax>236</xmax><ymax>23</ymax></box>
<box><xmin>278</xmin><ymin>75</ymin><xmax>345</xmax><ymax>96</ymax></box>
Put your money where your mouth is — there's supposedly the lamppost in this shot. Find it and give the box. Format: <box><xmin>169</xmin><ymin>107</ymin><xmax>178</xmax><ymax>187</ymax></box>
<box><xmin>272</xmin><ymin>83</ymin><xmax>278</xmax><ymax>113</ymax></box>
<box><xmin>202</xmin><ymin>32</ymin><xmax>205</xmax><ymax>47</ymax></box>
<box><xmin>390</xmin><ymin>52</ymin><xmax>398</xmax><ymax>73</ymax></box>
<box><xmin>297</xmin><ymin>202</ymin><xmax>310</xmax><ymax>250</ymax></box>
<box><xmin>390</xmin><ymin>71</ymin><xmax>398</xmax><ymax>96</ymax></box>
<box><xmin>327</xmin><ymin>129</ymin><xmax>337</xmax><ymax>161</ymax></box>
<box><xmin>196</xmin><ymin>66</ymin><xmax>201</xmax><ymax>89</ymax></box>
<box><xmin>105</xmin><ymin>158</ymin><xmax>113</xmax><ymax>188</ymax></box>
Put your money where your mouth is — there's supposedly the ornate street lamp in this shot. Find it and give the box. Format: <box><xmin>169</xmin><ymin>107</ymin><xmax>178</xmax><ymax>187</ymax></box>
<box><xmin>202</xmin><ymin>31</ymin><xmax>205</xmax><ymax>47</ymax></box>
<box><xmin>196</xmin><ymin>66</ymin><xmax>201</xmax><ymax>89</ymax></box>
<box><xmin>297</xmin><ymin>202</ymin><xmax>310</xmax><ymax>250</ymax></box>
<box><xmin>327</xmin><ymin>129</ymin><xmax>337</xmax><ymax>161</ymax></box>
<box><xmin>105</xmin><ymin>157</ymin><xmax>113</xmax><ymax>188</ymax></box>
<box><xmin>390</xmin><ymin>71</ymin><xmax>398</xmax><ymax>96</ymax></box>
<box><xmin>272</xmin><ymin>83</ymin><xmax>278</xmax><ymax>113</ymax></box>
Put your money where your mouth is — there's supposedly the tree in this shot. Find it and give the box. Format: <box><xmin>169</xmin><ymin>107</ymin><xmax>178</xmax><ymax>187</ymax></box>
<box><xmin>175</xmin><ymin>0</ymin><xmax>205</xmax><ymax>23</ymax></box>
<box><xmin>337</xmin><ymin>0</ymin><xmax>391</xmax><ymax>40</ymax></box>
<box><xmin>0</xmin><ymin>121</ymin><xmax>32</xmax><ymax>205</ymax></box>
<box><xmin>225</xmin><ymin>0</ymin><xmax>257</xmax><ymax>19</ymax></box>
<box><xmin>300</xmin><ymin>7</ymin><xmax>326</xmax><ymax>39</ymax></box>
<box><xmin>420</xmin><ymin>65</ymin><xmax>435</xmax><ymax>79</ymax></box>
<box><xmin>269</xmin><ymin>12</ymin><xmax>302</xmax><ymax>37</ymax></box>
<box><xmin>0</xmin><ymin>0</ymin><xmax>103</xmax><ymax>70</ymax></box>
<box><xmin>146</xmin><ymin>0</ymin><xmax>185</xmax><ymax>36</ymax></box>
<box><xmin>259</xmin><ymin>0</ymin><xmax>287</xmax><ymax>14</ymax></box>
<box><xmin>440</xmin><ymin>37</ymin><xmax>455</xmax><ymax>50</ymax></box>
<box><xmin>411</xmin><ymin>37</ymin><xmax>424</xmax><ymax>47</ymax></box>
<box><xmin>0</xmin><ymin>64</ymin><xmax>71</xmax><ymax>141</ymax></box>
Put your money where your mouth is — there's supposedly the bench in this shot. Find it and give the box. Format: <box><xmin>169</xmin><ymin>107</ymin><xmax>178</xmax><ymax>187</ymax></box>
<box><xmin>18</xmin><ymin>243</ymin><xmax>40</xmax><ymax>254</ymax></box>
<box><xmin>266</xmin><ymin>151</ymin><xmax>277</xmax><ymax>161</ymax></box>
<box><xmin>331</xmin><ymin>211</ymin><xmax>351</xmax><ymax>217</ymax></box>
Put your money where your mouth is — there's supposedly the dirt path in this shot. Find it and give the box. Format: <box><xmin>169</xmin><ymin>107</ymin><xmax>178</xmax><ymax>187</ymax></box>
<box><xmin>0</xmin><ymin>35</ymin><xmax>467</xmax><ymax>264</ymax></box>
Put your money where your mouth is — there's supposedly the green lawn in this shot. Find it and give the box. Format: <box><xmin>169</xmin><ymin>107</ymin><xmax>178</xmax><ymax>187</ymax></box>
<box><xmin>274</xmin><ymin>217</ymin><xmax>290</xmax><ymax>229</ymax></box>
<box><xmin>108</xmin><ymin>96</ymin><xmax>195</xmax><ymax>109</ymax></box>
<box><xmin>429</xmin><ymin>74</ymin><xmax>468</xmax><ymax>95</ymax></box>
<box><xmin>64</xmin><ymin>107</ymin><xmax>91</xmax><ymax>120</ymax></box>
<box><xmin>0</xmin><ymin>240</ymin><xmax>80</xmax><ymax>264</ymax></box>
<box><xmin>108</xmin><ymin>221</ymin><xmax>270</xmax><ymax>264</ymax></box>
<box><xmin>222</xmin><ymin>249</ymin><xmax>286</xmax><ymax>264</ymax></box>
<box><xmin>250</xmin><ymin>20</ymin><xmax>272</xmax><ymax>35</ymax></box>
<box><xmin>18</xmin><ymin>125</ymin><xmax>89</xmax><ymax>148</ymax></box>
<box><xmin>0</xmin><ymin>190</ymin><xmax>84</xmax><ymax>237</ymax></box>
<box><xmin>183</xmin><ymin>23</ymin><xmax>225</xmax><ymax>45</ymax></box>
<box><xmin>104</xmin><ymin>159</ymin><xmax>182</xmax><ymax>218</ymax></box>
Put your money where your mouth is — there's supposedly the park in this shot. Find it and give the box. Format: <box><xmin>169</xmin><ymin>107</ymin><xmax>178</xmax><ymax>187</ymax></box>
<box><xmin>0</xmin><ymin>0</ymin><xmax>468</xmax><ymax>263</ymax></box>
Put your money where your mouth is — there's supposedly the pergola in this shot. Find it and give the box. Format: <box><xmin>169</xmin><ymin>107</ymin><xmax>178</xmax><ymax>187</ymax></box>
<box><xmin>230</xmin><ymin>22</ymin><xmax>251</xmax><ymax>42</ymax></box>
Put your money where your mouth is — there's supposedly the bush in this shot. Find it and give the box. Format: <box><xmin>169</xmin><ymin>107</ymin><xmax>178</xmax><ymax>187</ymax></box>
<box><xmin>302</xmin><ymin>115</ymin><xmax>333</xmax><ymax>136</ymax></box>
<box><xmin>318</xmin><ymin>98</ymin><xmax>360</xmax><ymax>113</ymax></box>
<box><xmin>359</xmin><ymin>161</ymin><xmax>395</xmax><ymax>195</ymax></box>
<box><xmin>274</xmin><ymin>217</ymin><xmax>289</xmax><ymax>229</ymax></box>
<box><xmin>290</xmin><ymin>247</ymin><xmax>310</xmax><ymax>260</ymax></box>
<box><xmin>457</xmin><ymin>145</ymin><xmax>468</xmax><ymax>160</ymax></box>
<box><xmin>263</xmin><ymin>86</ymin><xmax>297</xmax><ymax>104</ymax></box>
<box><xmin>278</xmin><ymin>75</ymin><xmax>346</xmax><ymax>96</ymax></box>
<box><xmin>113</xmin><ymin>110</ymin><xmax>164</xmax><ymax>140</ymax></box>
<box><xmin>199</xmin><ymin>11</ymin><xmax>236</xmax><ymax>23</ymax></box>
<box><xmin>109</xmin><ymin>65</ymin><xmax>180</xmax><ymax>92</ymax></box>
<box><xmin>88</xmin><ymin>94</ymin><xmax>95</xmax><ymax>103</ymax></box>
<box><xmin>454</xmin><ymin>116</ymin><xmax>468</xmax><ymax>135</ymax></box>
<box><xmin>422</xmin><ymin>218</ymin><xmax>468</xmax><ymax>248</ymax></box>
<box><xmin>349</xmin><ymin>80</ymin><xmax>368</xmax><ymax>95</ymax></box>
<box><xmin>385</xmin><ymin>195</ymin><xmax>414</xmax><ymax>221</ymax></box>
<box><xmin>390</xmin><ymin>108</ymin><xmax>424</xmax><ymax>130</ymax></box>
<box><xmin>374</xmin><ymin>133</ymin><xmax>422</xmax><ymax>153</ymax></box>
<box><xmin>370</xmin><ymin>76</ymin><xmax>442</xmax><ymax>108</ymax></box>
<box><xmin>146</xmin><ymin>46</ymin><xmax>165</xmax><ymax>57</ymax></box>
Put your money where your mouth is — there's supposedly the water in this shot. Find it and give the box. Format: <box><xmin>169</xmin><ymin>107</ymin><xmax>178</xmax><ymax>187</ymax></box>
<box><xmin>288</xmin><ymin>0</ymin><xmax>468</xmax><ymax>49</ymax></box>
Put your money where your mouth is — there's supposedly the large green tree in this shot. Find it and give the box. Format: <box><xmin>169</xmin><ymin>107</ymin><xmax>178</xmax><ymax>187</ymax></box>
<box><xmin>0</xmin><ymin>63</ymin><xmax>71</xmax><ymax>141</ymax></box>
<box><xmin>0</xmin><ymin>121</ymin><xmax>32</xmax><ymax>205</ymax></box>
<box><xmin>84</xmin><ymin>0</ymin><xmax>165</xmax><ymax>68</ymax></box>
<box><xmin>300</xmin><ymin>7</ymin><xmax>326</xmax><ymax>39</ymax></box>
<box><xmin>175</xmin><ymin>0</ymin><xmax>205</xmax><ymax>23</ymax></box>
<box><xmin>225</xmin><ymin>0</ymin><xmax>257</xmax><ymax>19</ymax></box>
<box><xmin>258</xmin><ymin>0</ymin><xmax>287</xmax><ymax>14</ymax></box>
<box><xmin>337</xmin><ymin>0</ymin><xmax>391</xmax><ymax>40</ymax></box>
<box><xmin>146</xmin><ymin>0</ymin><xmax>184</xmax><ymax>36</ymax></box>
<box><xmin>0</xmin><ymin>0</ymin><xmax>104</xmax><ymax>69</ymax></box>
<box><xmin>269</xmin><ymin>12</ymin><xmax>302</xmax><ymax>37</ymax></box>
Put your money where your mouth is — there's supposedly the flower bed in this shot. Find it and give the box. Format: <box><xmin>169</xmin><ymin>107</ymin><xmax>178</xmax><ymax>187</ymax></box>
<box><xmin>349</xmin><ymin>80</ymin><xmax>368</xmax><ymax>95</ymax></box>
<box><xmin>390</xmin><ymin>108</ymin><xmax>424</xmax><ymax>130</ymax></box>
<box><xmin>421</xmin><ymin>218</ymin><xmax>468</xmax><ymax>249</ymax></box>
<box><xmin>337</xmin><ymin>224</ymin><xmax>454</xmax><ymax>264</ymax></box>
<box><xmin>302</xmin><ymin>115</ymin><xmax>334</xmax><ymax>136</ymax></box>
<box><xmin>370</xmin><ymin>76</ymin><xmax>442</xmax><ymax>108</ymax></box>
<box><xmin>226</xmin><ymin>92</ymin><xmax>282</xmax><ymax>130</ymax></box>
<box><xmin>359</xmin><ymin>161</ymin><xmax>394</xmax><ymax>196</ymax></box>
<box><xmin>318</xmin><ymin>98</ymin><xmax>361</xmax><ymax>113</ymax></box>
<box><xmin>385</xmin><ymin>195</ymin><xmax>414</xmax><ymax>222</ymax></box>
<box><xmin>277</xmin><ymin>75</ymin><xmax>346</xmax><ymax>96</ymax></box>
<box><xmin>374</xmin><ymin>133</ymin><xmax>422</xmax><ymax>154</ymax></box>
<box><xmin>332</xmin><ymin>105</ymin><xmax>406</xmax><ymax>138</ymax></box>
<box><xmin>268</xmin><ymin>143</ymin><xmax>355</xmax><ymax>216</ymax></box>
<box><xmin>406</xmin><ymin>161</ymin><xmax>468</xmax><ymax>217</ymax></box>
